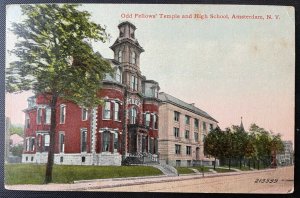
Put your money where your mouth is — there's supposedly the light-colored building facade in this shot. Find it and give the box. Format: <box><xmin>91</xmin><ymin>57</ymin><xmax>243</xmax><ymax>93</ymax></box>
<box><xmin>158</xmin><ymin>92</ymin><xmax>218</xmax><ymax>167</ymax></box>
<box><xmin>277</xmin><ymin>140</ymin><xmax>294</xmax><ymax>166</ymax></box>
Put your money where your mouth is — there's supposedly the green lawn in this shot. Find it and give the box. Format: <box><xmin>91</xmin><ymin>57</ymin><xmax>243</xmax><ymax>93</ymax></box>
<box><xmin>175</xmin><ymin>167</ymin><xmax>194</xmax><ymax>174</ymax></box>
<box><xmin>5</xmin><ymin>164</ymin><xmax>163</xmax><ymax>185</ymax></box>
<box><xmin>213</xmin><ymin>167</ymin><xmax>236</xmax><ymax>173</ymax></box>
<box><xmin>193</xmin><ymin>166</ymin><xmax>211</xmax><ymax>172</ymax></box>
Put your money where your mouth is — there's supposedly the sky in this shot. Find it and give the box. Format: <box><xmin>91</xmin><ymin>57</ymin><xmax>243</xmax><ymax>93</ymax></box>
<box><xmin>5</xmin><ymin>4</ymin><xmax>295</xmax><ymax>143</ymax></box>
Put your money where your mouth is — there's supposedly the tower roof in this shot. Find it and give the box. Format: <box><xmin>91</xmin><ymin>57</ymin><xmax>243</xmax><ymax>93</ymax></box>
<box><xmin>240</xmin><ymin>116</ymin><xmax>245</xmax><ymax>131</ymax></box>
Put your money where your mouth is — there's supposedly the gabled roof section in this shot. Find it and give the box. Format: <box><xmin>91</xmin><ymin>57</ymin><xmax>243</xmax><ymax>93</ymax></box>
<box><xmin>158</xmin><ymin>92</ymin><xmax>218</xmax><ymax>123</ymax></box>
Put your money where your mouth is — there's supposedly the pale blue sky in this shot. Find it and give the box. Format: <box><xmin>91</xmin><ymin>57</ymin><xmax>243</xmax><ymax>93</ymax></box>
<box><xmin>6</xmin><ymin>4</ymin><xmax>295</xmax><ymax>143</ymax></box>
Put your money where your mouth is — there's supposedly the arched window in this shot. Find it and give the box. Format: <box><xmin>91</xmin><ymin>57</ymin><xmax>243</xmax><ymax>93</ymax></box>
<box><xmin>114</xmin><ymin>103</ymin><xmax>120</xmax><ymax>121</ymax></box>
<box><xmin>102</xmin><ymin>131</ymin><xmax>110</xmax><ymax>152</ymax></box>
<box><xmin>131</xmin><ymin>51</ymin><xmax>136</xmax><ymax>64</ymax></box>
<box><xmin>118</xmin><ymin>50</ymin><xmax>122</xmax><ymax>62</ymax></box>
<box><xmin>153</xmin><ymin>114</ymin><xmax>158</xmax><ymax>129</ymax></box>
<box><xmin>116</xmin><ymin>68</ymin><xmax>122</xmax><ymax>83</ymax></box>
<box><xmin>130</xmin><ymin>107</ymin><xmax>137</xmax><ymax>124</ymax></box>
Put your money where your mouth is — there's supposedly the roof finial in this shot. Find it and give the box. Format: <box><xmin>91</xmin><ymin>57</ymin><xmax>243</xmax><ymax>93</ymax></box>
<box><xmin>240</xmin><ymin>116</ymin><xmax>245</xmax><ymax>131</ymax></box>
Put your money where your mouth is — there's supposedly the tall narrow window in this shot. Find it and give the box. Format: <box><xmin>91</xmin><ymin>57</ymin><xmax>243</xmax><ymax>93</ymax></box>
<box><xmin>116</xmin><ymin>68</ymin><xmax>122</xmax><ymax>83</ymax></box>
<box><xmin>102</xmin><ymin>131</ymin><xmax>110</xmax><ymax>152</ymax></box>
<box><xmin>118</xmin><ymin>50</ymin><xmax>122</xmax><ymax>62</ymax></box>
<box><xmin>114</xmin><ymin>103</ymin><xmax>120</xmax><ymax>121</ymax></box>
<box><xmin>82</xmin><ymin>108</ymin><xmax>88</xmax><ymax>121</ymax></box>
<box><xmin>145</xmin><ymin>113</ymin><xmax>150</xmax><ymax>127</ymax></box>
<box><xmin>45</xmin><ymin>108</ymin><xmax>51</xmax><ymax>124</ymax></box>
<box><xmin>44</xmin><ymin>134</ymin><xmax>50</xmax><ymax>151</ymax></box>
<box><xmin>25</xmin><ymin>114</ymin><xmax>30</xmax><ymax>128</ymax></box>
<box><xmin>130</xmin><ymin>108</ymin><xmax>137</xmax><ymax>124</ymax></box>
<box><xmin>174</xmin><ymin>127</ymin><xmax>179</xmax><ymax>138</ymax></box>
<box><xmin>131</xmin><ymin>75</ymin><xmax>138</xmax><ymax>91</ymax></box>
<box><xmin>114</xmin><ymin>133</ymin><xmax>118</xmax><ymax>151</ymax></box>
<box><xmin>194</xmin><ymin>119</ymin><xmax>199</xmax><ymax>129</ymax></box>
<box><xmin>103</xmin><ymin>101</ymin><xmax>111</xmax><ymax>119</ymax></box>
<box><xmin>203</xmin><ymin>122</ymin><xmax>207</xmax><ymax>131</ymax></box>
<box><xmin>175</xmin><ymin>144</ymin><xmax>181</xmax><ymax>154</ymax></box>
<box><xmin>185</xmin><ymin>130</ymin><xmax>190</xmax><ymax>139</ymax></box>
<box><xmin>81</xmin><ymin>129</ymin><xmax>87</xmax><ymax>152</ymax></box>
<box><xmin>60</xmin><ymin>105</ymin><xmax>66</xmax><ymax>124</ymax></box>
<box><xmin>174</xmin><ymin>111</ymin><xmax>180</xmax><ymax>122</ymax></box>
<box><xmin>153</xmin><ymin>114</ymin><xmax>158</xmax><ymax>129</ymax></box>
<box><xmin>26</xmin><ymin>138</ymin><xmax>30</xmax><ymax>151</ymax></box>
<box><xmin>36</xmin><ymin>108</ymin><xmax>42</xmax><ymax>124</ymax></box>
<box><xmin>194</xmin><ymin>132</ymin><xmax>199</xmax><ymax>142</ymax></box>
<box><xmin>29</xmin><ymin>138</ymin><xmax>35</xmax><ymax>151</ymax></box>
<box><xmin>131</xmin><ymin>51</ymin><xmax>136</xmax><ymax>64</ymax></box>
<box><xmin>185</xmin><ymin>115</ymin><xmax>190</xmax><ymax>125</ymax></box>
<box><xmin>186</xmin><ymin>146</ymin><xmax>191</xmax><ymax>155</ymax></box>
<box><xmin>59</xmin><ymin>133</ymin><xmax>65</xmax><ymax>153</ymax></box>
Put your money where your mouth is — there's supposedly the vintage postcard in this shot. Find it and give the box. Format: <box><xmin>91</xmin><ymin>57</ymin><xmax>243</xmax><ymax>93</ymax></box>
<box><xmin>4</xmin><ymin>3</ymin><xmax>294</xmax><ymax>194</ymax></box>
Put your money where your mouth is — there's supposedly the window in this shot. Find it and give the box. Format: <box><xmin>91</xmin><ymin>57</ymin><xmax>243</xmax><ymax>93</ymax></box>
<box><xmin>114</xmin><ymin>133</ymin><xmax>118</xmax><ymax>151</ymax></box>
<box><xmin>185</xmin><ymin>130</ymin><xmax>190</xmax><ymax>139</ymax></box>
<box><xmin>82</xmin><ymin>108</ymin><xmax>88</xmax><ymax>121</ymax></box>
<box><xmin>185</xmin><ymin>115</ymin><xmax>190</xmax><ymax>125</ymax></box>
<box><xmin>60</xmin><ymin>105</ymin><xmax>66</xmax><ymax>124</ymax></box>
<box><xmin>130</xmin><ymin>107</ymin><xmax>137</xmax><ymax>124</ymax></box>
<box><xmin>29</xmin><ymin>138</ymin><xmax>35</xmax><ymax>151</ymax></box>
<box><xmin>131</xmin><ymin>51</ymin><xmax>136</xmax><ymax>64</ymax></box>
<box><xmin>25</xmin><ymin>138</ymin><xmax>30</xmax><ymax>151</ymax></box>
<box><xmin>145</xmin><ymin>113</ymin><xmax>150</xmax><ymax>127</ymax></box>
<box><xmin>186</xmin><ymin>146</ymin><xmax>191</xmax><ymax>155</ymax></box>
<box><xmin>36</xmin><ymin>108</ymin><xmax>42</xmax><ymax>124</ymax></box>
<box><xmin>103</xmin><ymin>131</ymin><xmax>110</xmax><ymax>152</ymax></box>
<box><xmin>114</xmin><ymin>103</ymin><xmax>120</xmax><ymax>121</ymax></box>
<box><xmin>131</xmin><ymin>75</ymin><xmax>138</xmax><ymax>91</ymax></box>
<box><xmin>175</xmin><ymin>144</ymin><xmax>181</xmax><ymax>154</ymax></box>
<box><xmin>81</xmin><ymin>129</ymin><xmax>87</xmax><ymax>152</ymax></box>
<box><xmin>37</xmin><ymin>134</ymin><xmax>42</xmax><ymax>147</ymax></box>
<box><xmin>194</xmin><ymin>119</ymin><xmax>199</xmax><ymax>129</ymax></box>
<box><xmin>103</xmin><ymin>101</ymin><xmax>111</xmax><ymax>119</ymax></box>
<box><xmin>174</xmin><ymin>111</ymin><xmax>180</xmax><ymax>122</ymax></box>
<box><xmin>176</xmin><ymin>160</ymin><xmax>181</xmax><ymax>167</ymax></box>
<box><xmin>45</xmin><ymin>108</ymin><xmax>51</xmax><ymax>124</ymax></box>
<box><xmin>210</xmin><ymin>124</ymin><xmax>214</xmax><ymax>131</ymax></box>
<box><xmin>116</xmin><ymin>68</ymin><xmax>122</xmax><ymax>83</ymax></box>
<box><xmin>202</xmin><ymin>134</ymin><xmax>206</xmax><ymax>142</ymax></box>
<box><xmin>44</xmin><ymin>134</ymin><xmax>50</xmax><ymax>151</ymax></box>
<box><xmin>153</xmin><ymin>114</ymin><xmax>158</xmax><ymax>129</ymax></box>
<box><xmin>194</xmin><ymin>132</ymin><xmax>199</xmax><ymax>142</ymax></box>
<box><xmin>174</xmin><ymin>127</ymin><xmax>179</xmax><ymax>138</ymax></box>
<box><xmin>149</xmin><ymin>138</ymin><xmax>153</xmax><ymax>154</ymax></box>
<box><xmin>203</xmin><ymin>122</ymin><xmax>207</xmax><ymax>131</ymax></box>
<box><xmin>59</xmin><ymin>133</ymin><xmax>65</xmax><ymax>153</ymax></box>
<box><xmin>154</xmin><ymin>138</ymin><xmax>158</xmax><ymax>154</ymax></box>
<box><xmin>118</xmin><ymin>50</ymin><xmax>122</xmax><ymax>62</ymax></box>
<box><xmin>25</xmin><ymin>114</ymin><xmax>30</xmax><ymax>128</ymax></box>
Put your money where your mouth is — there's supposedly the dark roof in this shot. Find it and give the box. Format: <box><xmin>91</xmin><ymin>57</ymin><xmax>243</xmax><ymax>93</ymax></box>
<box><xmin>158</xmin><ymin>92</ymin><xmax>218</xmax><ymax>123</ymax></box>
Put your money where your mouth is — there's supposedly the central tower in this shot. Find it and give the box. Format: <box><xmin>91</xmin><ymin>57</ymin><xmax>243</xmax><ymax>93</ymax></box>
<box><xmin>110</xmin><ymin>21</ymin><xmax>144</xmax><ymax>93</ymax></box>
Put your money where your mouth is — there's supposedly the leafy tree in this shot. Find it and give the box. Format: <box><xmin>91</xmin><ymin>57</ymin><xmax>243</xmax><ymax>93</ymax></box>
<box><xmin>6</xmin><ymin>4</ymin><xmax>112</xmax><ymax>183</ymax></box>
<box><xmin>9</xmin><ymin>125</ymin><xmax>24</xmax><ymax>137</ymax></box>
<box><xmin>204</xmin><ymin>127</ymin><xmax>224</xmax><ymax>170</ymax></box>
<box><xmin>10</xmin><ymin>145</ymin><xmax>23</xmax><ymax>157</ymax></box>
<box><xmin>231</xmin><ymin>125</ymin><xmax>248</xmax><ymax>169</ymax></box>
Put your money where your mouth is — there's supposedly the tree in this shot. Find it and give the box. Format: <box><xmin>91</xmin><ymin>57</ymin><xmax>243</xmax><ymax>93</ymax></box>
<box><xmin>10</xmin><ymin>145</ymin><xmax>23</xmax><ymax>157</ymax></box>
<box><xmin>9</xmin><ymin>124</ymin><xmax>24</xmax><ymax>137</ymax></box>
<box><xmin>204</xmin><ymin>127</ymin><xmax>223</xmax><ymax>170</ymax></box>
<box><xmin>6</xmin><ymin>4</ymin><xmax>112</xmax><ymax>183</ymax></box>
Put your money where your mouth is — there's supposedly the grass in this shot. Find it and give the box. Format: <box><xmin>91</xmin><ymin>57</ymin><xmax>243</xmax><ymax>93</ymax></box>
<box><xmin>5</xmin><ymin>164</ymin><xmax>163</xmax><ymax>185</ymax></box>
<box><xmin>213</xmin><ymin>167</ymin><xmax>236</xmax><ymax>173</ymax></box>
<box><xmin>175</xmin><ymin>167</ymin><xmax>194</xmax><ymax>174</ymax></box>
<box><xmin>193</xmin><ymin>166</ymin><xmax>211</xmax><ymax>172</ymax></box>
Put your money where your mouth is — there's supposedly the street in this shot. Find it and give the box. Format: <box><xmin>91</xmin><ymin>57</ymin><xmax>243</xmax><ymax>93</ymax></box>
<box><xmin>90</xmin><ymin>166</ymin><xmax>293</xmax><ymax>193</ymax></box>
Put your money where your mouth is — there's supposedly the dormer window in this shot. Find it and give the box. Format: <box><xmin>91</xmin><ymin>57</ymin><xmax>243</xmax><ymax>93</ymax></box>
<box><xmin>118</xmin><ymin>50</ymin><xmax>122</xmax><ymax>62</ymax></box>
<box><xmin>131</xmin><ymin>75</ymin><xmax>138</xmax><ymax>91</ymax></box>
<box><xmin>116</xmin><ymin>68</ymin><xmax>122</xmax><ymax>83</ymax></box>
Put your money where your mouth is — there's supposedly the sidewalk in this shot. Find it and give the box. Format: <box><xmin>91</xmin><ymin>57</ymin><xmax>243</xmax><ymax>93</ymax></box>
<box><xmin>5</xmin><ymin>168</ymin><xmax>275</xmax><ymax>191</ymax></box>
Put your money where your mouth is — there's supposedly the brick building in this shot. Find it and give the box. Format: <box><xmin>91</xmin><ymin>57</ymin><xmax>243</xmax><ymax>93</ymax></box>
<box><xmin>22</xmin><ymin>21</ymin><xmax>160</xmax><ymax>166</ymax></box>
